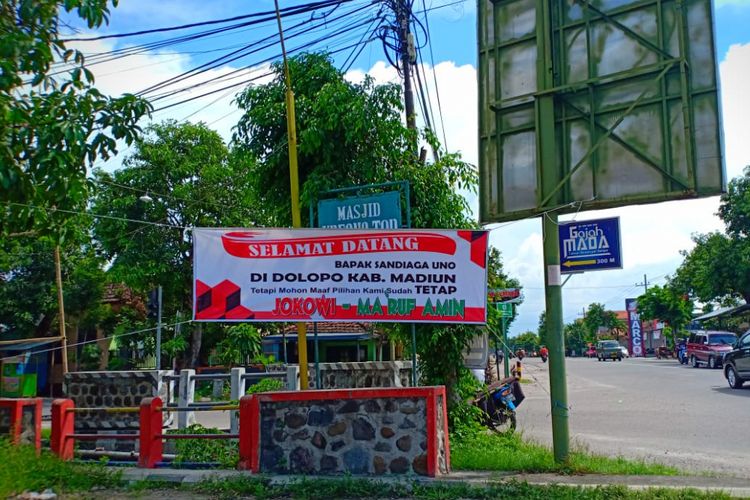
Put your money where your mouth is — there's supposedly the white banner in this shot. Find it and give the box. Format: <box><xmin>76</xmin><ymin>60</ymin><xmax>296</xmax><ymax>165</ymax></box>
<box><xmin>193</xmin><ymin>228</ymin><xmax>488</xmax><ymax>324</ymax></box>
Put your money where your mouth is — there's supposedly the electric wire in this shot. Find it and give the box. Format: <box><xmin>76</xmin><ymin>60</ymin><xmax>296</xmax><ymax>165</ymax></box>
<box><xmin>138</xmin><ymin>1</ymin><xmax>378</xmax><ymax>99</ymax></box>
<box><xmin>62</xmin><ymin>0</ymin><xmax>354</xmax><ymax>42</ymax></box>
<box><xmin>420</xmin><ymin>0</ymin><xmax>448</xmax><ymax>149</ymax></box>
<box><xmin>0</xmin><ymin>320</ymin><xmax>194</xmax><ymax>363</ymax></box>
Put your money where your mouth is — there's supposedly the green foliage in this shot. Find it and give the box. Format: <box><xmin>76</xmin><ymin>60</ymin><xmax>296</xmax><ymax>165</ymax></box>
<box><xmin>564</xmin><ymin>321</ymin><xmax>587</xmax><ymax>353</ymax></box>
<box><xmin>246</xmin><ymin>377</ymin><xmax>285</xmax><ymax>394</ymax></box>
<box><xmin>0</xmin><ymin>232</ymin><xmax>107</xmax><ymax>340</ymax></box>
<box><xmin>583</xmin><ymin>303</ymin><xmax>626</xmax><ymax>341</ymax></box>
<box><xmin>0</xmin><ymin>440</ymin><xmax>121</xmax><ymax>497</ymax></box>
<box><xmin>674</xmin><ymin>167</ymin><xmax>750</xmax><ymax>305</ymax></box>
<box><xmin>636</xmin><ymin>285</ymin><xmax>693</xmax><ymax>343</ymax></box>
<box><xmin>167</xmin><ymin>424</ymin><xmax>239</xmax><ymax>469</ymax></box>
<box><xmin>0</xmin><ymin>0</ymin><xmax>151</xmax><ymax>239</ymax></box>
<box><xmin>537</xmin><ymin>312</ymin><xmax>547</xmax><ymax>346</ymax></box>
<box><xmin>445</xmin><ymin>371</ymin><xmax>485</xmax><ymax>440</ymax></box>
<box><xmin>673</xmin><ymin>232</ymin><xmax>750</xmax><ymax>304</ymax></box>
<box><xmin>233</xmin><ymin>52</ymin><xmax>475</xmax><ymax>229</ymax></box>
<box><xmin>512</xmin><ymin>331</ymin><xmax>540</xmax><ymax>352</ymax></box>
<box><xmin>216</xmin><ymin>324</ymin><xmax>262</xmax><ymax>367</ymax></box>
<box><xmin>450</xmin><ymin>432</ymin><xmax>679</xmax><ymax>476</ymax></box>
<box><xmin>718</xmin><ymin>165</ymin><xmax>750</xmax><ymax>238</ymax></box>
<box><xmin>91</xmin><ymin>120</ymin><xmax>258</xmax><ymax>364</ymax></box>
<box><xmin>233</xmin><ymin>52</ymin><xmax>519</xmax><ymax>429</ymax></box>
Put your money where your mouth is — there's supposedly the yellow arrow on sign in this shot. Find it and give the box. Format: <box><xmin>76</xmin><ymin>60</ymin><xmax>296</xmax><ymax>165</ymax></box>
<box><xmin>562</xmin><ymin>259</ymin><xmax>596</xmax><ymax>267</ymax></box>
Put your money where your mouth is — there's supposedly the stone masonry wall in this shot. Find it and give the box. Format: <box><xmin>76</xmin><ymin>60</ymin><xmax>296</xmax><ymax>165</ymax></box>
<box><xmin>259</xmin><ymin>396</ymin><xmax>432</xmax><ymax>475</ymax></box>
<box><xmin>306</xmin><ymin>361</ymin><xmax>413</xmax><ymax>389</ymax></box>
<box><xmin>64</xmin><ymin>370</ymin><xmax>171</xmax><ymax>430</ymax></box>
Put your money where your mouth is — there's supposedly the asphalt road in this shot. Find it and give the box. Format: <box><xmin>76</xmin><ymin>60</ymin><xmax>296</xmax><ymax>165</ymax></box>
<box><xmin>516</xmin><ymin>356</ymin><xmax>750</xmax><ymax>478</ymax></box>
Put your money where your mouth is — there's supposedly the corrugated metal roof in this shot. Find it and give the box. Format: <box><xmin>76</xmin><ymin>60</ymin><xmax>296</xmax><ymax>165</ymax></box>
<box><xmin>693</xmin><ymin>303</ymin><xmax>750</xmax><ymax>322</ymax></box>
<box><xmin>0</xmin><ymin>338</ymin><xmax>60</xmax><ymax>351</ymax></box>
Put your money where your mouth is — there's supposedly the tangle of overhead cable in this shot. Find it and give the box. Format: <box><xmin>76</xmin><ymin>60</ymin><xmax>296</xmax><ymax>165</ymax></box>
<box><xmin>340</xmin><ymin>5</ymin><xmax>387</xmax><ymax>72</ymax></box>
<box><xmin>146</xmin><ymin>14</ymin><xmax>380</xmax><ymax>107</ymax></box>
<box><xmin>138</xmin><ymin>1</ymin><xmax>380</xmax><ymax>99</ymax></box>
<box><xmin>419</xmin><ymin>0</ymin><xmax>448</xmax><ymax>149</ymax></box>
<box><xmin>62</xmin><ymin>0</ymin><xmax>354</xmax><ymax>42</ymax></box>
<box><xmin>44</xmin><ymin>0</ymin><xmax>364</xmax><ymax>82</ymax></box>
<box><xmin>150</xmin><ymin>32</ymin><xmax>381</xmax><ymax>114</ymax></box>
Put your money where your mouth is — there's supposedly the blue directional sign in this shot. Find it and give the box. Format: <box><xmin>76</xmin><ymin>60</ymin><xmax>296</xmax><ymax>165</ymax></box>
<box><xmin>318</xmin><ymin>191</ymin><xmax>402</xmax><ymax>229</ymax></box>
<box><xmin>558</xmin><ymin>217</ymin><xmax>622</xmax><ymax>274</ymax></box>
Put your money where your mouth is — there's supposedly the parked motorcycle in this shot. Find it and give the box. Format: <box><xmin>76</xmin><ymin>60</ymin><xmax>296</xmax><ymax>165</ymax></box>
<box><xmin>473</xmin><ymin>382</ymin><xmax>518</xmax><ymax>433</ymax></box>
<box><xmin>677</xmin><ymin>343</ymin><xmax>688</xmax><ymax>365</ymax></box>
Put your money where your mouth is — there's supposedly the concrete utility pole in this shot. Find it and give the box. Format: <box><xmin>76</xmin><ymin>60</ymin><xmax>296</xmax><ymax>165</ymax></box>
<box><xmin>635</xmin><ymin>274</ymin><xmax>650</xmax><ymax>294</ymax></box>
<box><xmin>396</xmin><ymin>1</ymin><xmax>416</xmax><ymax>132</ymax></box>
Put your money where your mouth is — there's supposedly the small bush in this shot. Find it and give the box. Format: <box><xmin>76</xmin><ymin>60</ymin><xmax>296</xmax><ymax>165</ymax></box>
<box><xmin>246</xmin><ymin>377</ymin><xmax>285</xmax><ymax>394</ymax></box>
<box><xmin>167</xmin><ymin>424</ymin><xmax>239</xmax><ymax>468</ymax></box>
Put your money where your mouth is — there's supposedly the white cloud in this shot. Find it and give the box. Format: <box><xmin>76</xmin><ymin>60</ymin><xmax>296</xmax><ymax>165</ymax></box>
<box><xmin>73</xmin><ymin>38</ymin><xmax>274</xmax><ymax>171</ymax></box>
<box><xmin>719</xmin><ymin>43</ymin><xmax>750</xmax><ymax>179</ymax></box>
<box><xmin>367</xmin><ymin>43</ymin><xmax>748</xmax><ymax>336</ymax></box>
<box><xmin>715</xmin><ymin>0</ymin><xmax>750</xmax><ymax>8</ymax></box>
<box><xmin>77</xmin><ymin>36</ymin><xmax>749</xmax><ymax>336</ymax></box>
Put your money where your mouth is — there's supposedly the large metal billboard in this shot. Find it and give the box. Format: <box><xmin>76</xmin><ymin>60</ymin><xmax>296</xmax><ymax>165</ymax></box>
<box><xmin>478</xmin><ymin>0</ymin><xmax>725</xmax><ymax>222</ymax></box>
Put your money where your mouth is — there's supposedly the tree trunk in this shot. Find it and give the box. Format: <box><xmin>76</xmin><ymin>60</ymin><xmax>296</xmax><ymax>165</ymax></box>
<box><xmin>96</xmin><ymin>327</ymin><xmax>110</xmax><ymax>371</ymax></box>
<box><xmin>68</xmin><ymin>319</ymin><xmax>79</xmax><ymax>372</ymax></box>
<box><xmin>188</xmin><ymin>323</ymin><xmax>202</xmax><ymax>368</ymax></box>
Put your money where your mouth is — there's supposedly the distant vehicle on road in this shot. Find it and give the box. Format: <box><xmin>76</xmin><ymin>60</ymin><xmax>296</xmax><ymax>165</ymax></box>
<box><xmin>723</xmin><ymin>330</ymin><xmax>750</xmax><ymax>389</ymax></box>
<box><xmin>585</xmin><ymin>346</ymin><xmax>597</xmax><ymax>358</ymax></box>
<box><xmin>596</xmin><ymin>340</ymin><xmax>623</xmax><ymax>361</ymax></box>
<box><xmin>619</xmin><ymin>346</ymin><xmax>629</xmax><ymax>358</ymax></box>
<box><xmin>687</xmin><ymin>330</ymin><xmax>737</xmax><ymax>369</ymax></box>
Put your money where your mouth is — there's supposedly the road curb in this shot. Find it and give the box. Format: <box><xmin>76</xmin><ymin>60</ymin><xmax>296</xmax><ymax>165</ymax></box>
<box><xmin>120</xmin><ymin>469</ymin><xmax>750</xmax><ymax>497</ymax></box>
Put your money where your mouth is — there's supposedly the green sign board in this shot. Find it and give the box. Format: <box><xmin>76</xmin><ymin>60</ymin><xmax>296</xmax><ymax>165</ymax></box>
<box><xmin>496</xmin><ymin>302</ymin><xmax>514</xmax><ymax>319</ymax></box>
<box><xmin>478</xmin><ymin>0</ymin><xmax>725</xmax><ymax>223</ymax></box>
<box><xmin>318</xmin><ymin>191</ymin><xmax>402</xmax><ymax>229</ymax></box>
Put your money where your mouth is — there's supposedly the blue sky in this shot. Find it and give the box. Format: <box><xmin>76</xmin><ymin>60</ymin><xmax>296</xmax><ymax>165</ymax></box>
<box><xmin>66</xmin><ymin>0</ymin><xmax>750</xmax><ymax>336</ymax></box>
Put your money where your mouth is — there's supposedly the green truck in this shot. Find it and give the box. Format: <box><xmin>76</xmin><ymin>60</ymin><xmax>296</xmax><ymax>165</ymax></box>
<box><xmin>596</xmin><ymin>340</ymin><xmax>623</xmax><ymax>362</ymax></box>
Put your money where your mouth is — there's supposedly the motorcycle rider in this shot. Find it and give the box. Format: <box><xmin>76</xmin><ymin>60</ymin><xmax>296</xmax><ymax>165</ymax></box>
<box><xmin>539</xmin><ymin>345</ymin><xmax>549</xmax><ymax>362</ymax></box>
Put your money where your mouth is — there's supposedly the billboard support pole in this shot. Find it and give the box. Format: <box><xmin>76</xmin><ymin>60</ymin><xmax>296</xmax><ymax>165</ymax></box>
<box><xmin>274</xmin><ymin>0</ymin><xmax>308</xmax><ymax>389</ymax></box>
<box><xmin>543</xmin><ymin>213</ymin><xmax>570</xmax><ymax>464</ymax></box>
<box><xmin>537</xmin><ymin>0</ymin><xmax>569</xmax><ymax>464</ymax></box>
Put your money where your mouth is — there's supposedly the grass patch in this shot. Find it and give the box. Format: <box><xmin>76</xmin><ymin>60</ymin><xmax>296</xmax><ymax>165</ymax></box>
<box><xmin>186</xmin><ymin>477</ymin><xmax>728</xmax><ymax>499</ymax></box>
<box><xmin>0</xmin><ymin>439</ymin><xmax>122</xmax><ymax>498</ymax></box>
<box><xmin>450</xmin><ymin>432</ymin><xmax>679</xmax><ymax>476</ymax></box>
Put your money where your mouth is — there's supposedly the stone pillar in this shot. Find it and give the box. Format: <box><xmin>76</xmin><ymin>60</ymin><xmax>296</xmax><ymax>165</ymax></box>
<box><xmin>177</xmin><ymin>369</ymin><xmax>195</xmax><ymax>429</ymax></box>
<box><xmin>286</xmin><ymin>365</ymin><xmax>300</xmax><ymax>391</ymax></box>
<box><xmin>230</xmin><ymin>367</ymin><xmax>245</xmax><ymax>434</ymax></box>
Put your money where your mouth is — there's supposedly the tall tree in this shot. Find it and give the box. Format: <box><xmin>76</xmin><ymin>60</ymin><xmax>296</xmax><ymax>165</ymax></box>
<box><xmin>0</xmin><ymin>229</ymin><xmax>108</xmax><ymax>369</ymax></box>
<box><xmin>91</xmin><ymin>121</ymin><xmax>257</xmax><ymax>366</ymax></box>
<box><xmin>564</xmin><ymin>321</ymin><xmax>587</xmax><ymax>354</ymax></box>
<box><xmin>583</xmin><ymin>303</ymin><xmax>626</xmax><ymax>341</ymax></box>
<box><xmin>537</xmin><ymin>311</ymin><xmax>547</xmax><ymax>346</ymax></box>
<box><xmin>636</xmin><ymin>284</ymin><xmax>693</xmax><ymax>344</ymax></box>
<box><xmin>674</xmin><ymin>167</ymin><xmax>750</xmax><ymax>305</ymax></box>
<box><xmin>233</xmin><ymin>52</ymin><xmax>518</xmax><ymax>424</ymax></box>
<box><xmin>1</xmin><ymin>0</ymin><xmax>150</xmax><ymax>239</ymax></box>
<box><xmin>233</xmin><ymin>52</ymin><xmax>474</xmax><ymax>229</ymax></box>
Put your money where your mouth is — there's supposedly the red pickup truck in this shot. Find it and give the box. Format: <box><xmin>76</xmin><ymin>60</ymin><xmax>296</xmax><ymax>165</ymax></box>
<box><xmin>687</xmin><ymin>330</ymin><xmax>737</xmax><ymax>369</ymax></box>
